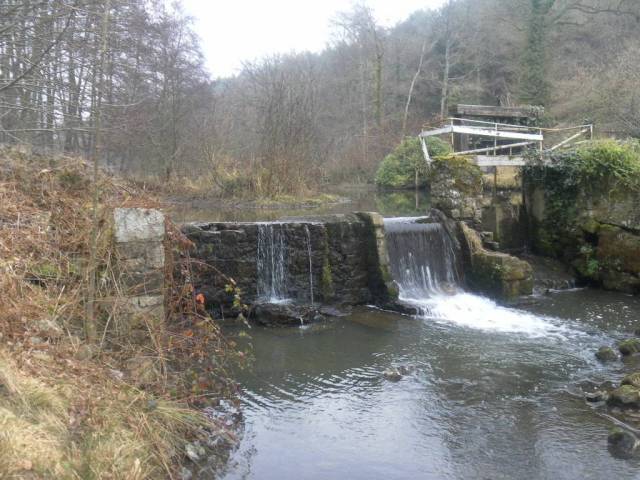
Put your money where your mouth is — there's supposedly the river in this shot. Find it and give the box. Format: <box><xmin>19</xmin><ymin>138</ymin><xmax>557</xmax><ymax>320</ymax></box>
<box><xmin>175</xmin><ymin>187</ymin><xmax>640</xmax><ymax>479</ymax></box>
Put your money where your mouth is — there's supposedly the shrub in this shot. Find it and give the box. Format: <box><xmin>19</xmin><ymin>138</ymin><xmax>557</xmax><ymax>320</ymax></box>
<box><xmin>375</xmin><ymin>137</ymin><xmax>451</xmax><ymax>189</ymax></box>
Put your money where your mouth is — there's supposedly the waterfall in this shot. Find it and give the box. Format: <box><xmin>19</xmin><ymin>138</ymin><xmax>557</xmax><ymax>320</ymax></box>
<box><xmin>384</xmin><ymin>217</ymin><xmax>460</xmax><ymax>301</ymax></box>
<box><xmin>383</xmin><ymin>216</ymin><xmax>570</xmax><ymax>336</ymax></box>
<box><xmin>257</xmin><ymin>223</ymin><xmax>289</xmax><ymax>303</ymax></box>
<box><xmin>304</xmin><ymin>225</ymin><xmax>314</xmax><ymax>306</ymax></box>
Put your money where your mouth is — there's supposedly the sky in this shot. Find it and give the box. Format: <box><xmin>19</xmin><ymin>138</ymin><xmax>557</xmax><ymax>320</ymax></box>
<box><xmin>181</xmin><ymin>0</ymin><xmax>447</xmax><ymax>78</ymax></box>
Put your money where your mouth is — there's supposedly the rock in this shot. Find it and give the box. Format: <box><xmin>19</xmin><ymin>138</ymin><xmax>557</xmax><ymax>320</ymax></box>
<box><xmin>608</xmin><ymin>385</ymin><xmax>640</xmax><ymax>408</ymax></box>
<box><xmin>114</xmin><ymin>208</ymin><xmax>165</xmax><ymax>243</ymax></box>
<box><xmin>595</xmin><ymin>346</ymin><xmax>618</xmax><ymax>362</ymax></box>
<box><xmin>75</xmin><ymin>344</ymin><xmax>96</xmax><ymax>361</ymax></box>
<box><xmin>251</xmin><ymin>303</ymin><xmax>312</xmax><ymax>327</ymax></box>
<box><xmin>458</xmin><ymin>222</ymin><xmax>533</xmax><ymax>300</ymax></box>
<box><xmin>622</xmin><ymin>372</ymin><xmax>640</xmax><ymax>389</ymax></box>
<box><xmin>608</xmin><ymin>428</ymin><xmax>638</xmax><ymax>459</ymax></box>
<box><xmin>31</xmin><ymin>351</ymin><xmax>51</xmax><ymax>362</ymax></box>
<box><xmin>619</xmin><ymin>338</ymin><xmax>640</xmax><ymax>356</ymax></box>
<box><xmin>429</xmin><ymin>156</ymin><xmax>483</xmax><ymax>222</ymax></box>
<box><xmin>34</xmin><ymin>318</ymin><xmax>64</xmax><ymax>339</ymax></box>
<box><xmin>125</xmin><ymin>356</ymin><xmax>159</xmax><ymax>387</ymax></box>
<box><xmin>383</xmin><ymin>368</ymin><xmax>403</xmax><ymax>382</ymax></box>
<box><xmin>109</xmin><ymin>369</ymin><xmax>124</xmax><ymax>381</ymax></box>
<box><xmin>585</xmin><ymin>390</ymin><xmax>609</xmax><ymax>403</ymax></box>
<box><xmin>185</xmin><ymin>441</ymin><xmax>205</xmax><ymax>463</ymax></box>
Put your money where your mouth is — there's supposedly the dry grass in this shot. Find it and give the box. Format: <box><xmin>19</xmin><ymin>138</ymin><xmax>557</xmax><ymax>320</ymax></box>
<box><xmin>0</xmin><ymin>350</ymin><xmax>207</xmax><ymax>479</ymax></box>
<box><xmin>0</xmin><ymin>147</ymin><xmax>236</xmax><ymax>479</ymax></box>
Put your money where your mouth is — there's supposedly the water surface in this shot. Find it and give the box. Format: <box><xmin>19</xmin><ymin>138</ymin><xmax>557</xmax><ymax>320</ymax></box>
<box><xmin>220</xmin><ymin>290</ymin><xmax>640</xmax><ymax>479</ymax></box>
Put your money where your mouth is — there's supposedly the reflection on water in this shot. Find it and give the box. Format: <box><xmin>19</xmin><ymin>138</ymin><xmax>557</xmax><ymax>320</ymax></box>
<box><xmin>219</xmin><ymin>290</ymin><xmax>640</xmax><ymax>480</ymax></box>
<box><xmin>169</xmin><ymin>185</ymin><xmax>429</xmax><ymax>223</ymax></box>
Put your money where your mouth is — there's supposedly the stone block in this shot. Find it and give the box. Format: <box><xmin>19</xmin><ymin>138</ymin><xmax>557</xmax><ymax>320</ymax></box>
<box><xmin>114</xmin><ymin>208</ymin><xmax>165</xmax><ymax>243</ymax></box>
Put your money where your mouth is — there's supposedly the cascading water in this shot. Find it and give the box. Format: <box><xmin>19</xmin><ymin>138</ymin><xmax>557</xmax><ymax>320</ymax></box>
<box><xmin>304</xmin><ymin>225</ymin><xmax>314</xmax><ymax>306</ymax></box>
<box><xmin>384</xmin><ymin>218</ymin><xmax>461</xmax><ymax>300</ymax></box>
<box><xmin>384</xmin><ymin>217</ymin><xmax>571</xmax><ymax>337</ymax></box>
<box><xmin>256</xmin><ymin>223</ymin><xmax>289</xmax><ymax>303</ymax></box>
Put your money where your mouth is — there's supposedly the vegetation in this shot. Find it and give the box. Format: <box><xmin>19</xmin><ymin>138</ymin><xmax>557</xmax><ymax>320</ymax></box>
<box><xmin>2</xmin><ymin>1</ymin><xmax>640</xmax><ymax>198</ymax></box>
<box><xmin>0</xmin><ymin>149</ymin><xmax>245</xmax><ymax>478</ymax></box>
<box><xmin>524</xmin><ymin>140</ymin><xmax>640</xmax><ymax>287</ymax></box>
<box><xmin>375</xmin><ymin>137</ymin><xmax>451</xmax><ymax>189</ymax></box>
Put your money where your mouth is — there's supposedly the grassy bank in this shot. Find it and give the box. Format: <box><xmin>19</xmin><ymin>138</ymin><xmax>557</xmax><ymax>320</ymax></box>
<box><xmin>0</xmin><ymin>147</ymin><xmax>242</xmax><ymax>479</ymax></box>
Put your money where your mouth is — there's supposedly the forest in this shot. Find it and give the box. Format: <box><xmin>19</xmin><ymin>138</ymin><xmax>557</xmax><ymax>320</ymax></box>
<box><xmin>1</xmin><ymin>0</ymin><xmax>638</xmax><ymax>196</ymax></box>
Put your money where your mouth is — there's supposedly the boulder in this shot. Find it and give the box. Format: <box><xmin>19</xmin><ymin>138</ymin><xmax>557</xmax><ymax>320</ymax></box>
<box><xmin>608</xmin><ymin>428</ymin><xmax>638</xmax><ymax>459</ymax></box>
<box><xmin>382</xmin><ymin>368</ymin><xmax>403</xmax><ymax>382</ymax></box>
<box><xmin>595</xmin><ymin>346</ymin><xmax>618</xmax><ymax>362</ymax></box>
<box><xmin>585</xmin><ymin>390</ymin><xmax>609</xmax><ymax>403</ymax></box>
<box><xmin>621</xmin><ymin>372</ymin><xmax>640</xmax><ymax>389</ymax></box>
<box><xmin>429</xmin><ymin>156</ymin><xmax>483</xmax><ymax>222</ymax></box>
<box><xmin>458</xmin><ymin>222</ymin><xmax>533</xmax><ymax>300</ymax></box>
<box><xmin>34</xmin><ymin>318</ymin><xmax>63</xmax><ymax>340</ymax></box>
<box><xmin>251</xmin><ymin>303</ymin><xmax>315</xmax><ymax>327</ymax></box>
<box><xmin>607</xmin><ymin>385</ymin><xmax>640</xmax><ymax>408</ymax></box>
<box><xmin>619</xmin><ymin>338</ymin><xmax>640</xmax><ymax>356</ymax></box>
<box><xmin>125</xmin><ymin>356</ymin><xmax>159</xmax><ymax>387</ymax></box>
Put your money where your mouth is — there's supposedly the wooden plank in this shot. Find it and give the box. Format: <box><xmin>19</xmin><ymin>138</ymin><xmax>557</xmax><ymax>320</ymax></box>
<box><xmin>453</xmin><ymin>104</ymin><xmax>544</xmax><ymax>119</ymax></box>
<box><xmin>451</xmin><ymin>125</ymin><xmax>543</xmax><ymax>141</ymax></box>
<box><xmin>473</xmin><ymin>155</ymin><xmax>527</xmax><ymax>167</ymax></box>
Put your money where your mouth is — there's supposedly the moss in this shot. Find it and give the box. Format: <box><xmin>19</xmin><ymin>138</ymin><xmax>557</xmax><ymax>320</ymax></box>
<box><xmin>320</xmin><ymin>259</ymin><xmax>334</xmax><ymax>301</ymax></box>
<box><xmin>619</xmin><ymin>338</ymin><xmax>640</xmax><ymax>356</ymax></box>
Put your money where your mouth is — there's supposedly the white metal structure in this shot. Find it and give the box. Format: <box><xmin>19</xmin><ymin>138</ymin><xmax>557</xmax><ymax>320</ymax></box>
<box><xmin>419</xmin><ymin>117</ymin><xmax>593</xmax><ymax>167</ymax></box>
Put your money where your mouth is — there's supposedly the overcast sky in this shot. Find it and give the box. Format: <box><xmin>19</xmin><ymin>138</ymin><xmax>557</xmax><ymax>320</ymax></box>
<box><xmin>181</xmin><ymin>0</ymin><xmax>447</xmax><ymax>78</ymax></box>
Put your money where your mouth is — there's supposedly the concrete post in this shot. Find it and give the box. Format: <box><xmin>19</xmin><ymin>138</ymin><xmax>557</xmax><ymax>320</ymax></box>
<box><xmin>113</xmin><ymin>208</ymin><xmax>165</xmax><ymax>325</ymax></box>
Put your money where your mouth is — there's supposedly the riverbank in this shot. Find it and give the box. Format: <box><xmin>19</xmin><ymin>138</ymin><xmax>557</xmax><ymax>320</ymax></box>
<box><xmin>0</xmin><ymin>148</ymin><xmax>242</xmax><ymax>479</ymax></box>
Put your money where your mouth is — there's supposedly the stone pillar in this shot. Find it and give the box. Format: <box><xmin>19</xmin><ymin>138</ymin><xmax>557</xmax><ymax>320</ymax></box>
<box><xmin>113</xmin><ymin>208</ymin><xmax>165</xmax><ymax>325</ymax></box>
<box><xmin>356</xmin><ymin>212</ymin><xmax>399</xmax><ymax>303</ymax></box>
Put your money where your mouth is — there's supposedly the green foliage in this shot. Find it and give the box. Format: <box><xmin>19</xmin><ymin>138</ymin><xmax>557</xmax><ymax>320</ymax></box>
<box><xmin>569</xmin><ymin>140</ymin><xmax>640</xmax><ymax>191</ymax></box>
<box><xmin>375</xmin><ymin>137</ymin><xmax>451</xmax><ymax>189</ymax></box>
<box><xmin>523</xmin><ymin>139</ymin><xmax>640</xmax><ymax>273</ymax></box>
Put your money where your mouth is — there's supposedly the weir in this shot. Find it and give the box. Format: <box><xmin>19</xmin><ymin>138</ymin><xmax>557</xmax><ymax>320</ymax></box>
<box><xmin>383</xmin><ymin>218</ymin><xmax>461</xmax><ymax>301</ymax></box>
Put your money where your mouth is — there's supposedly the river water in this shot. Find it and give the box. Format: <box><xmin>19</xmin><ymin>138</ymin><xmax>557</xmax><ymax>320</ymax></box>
<box><xmin>178</xmin><ymin>188</ymin><xmax>640</xmax><ymax>479</ymax></box>
<box><xmin>220</xmin><ymin>289</ymin><xmax>640</xmax><ymax>479</ymax></box>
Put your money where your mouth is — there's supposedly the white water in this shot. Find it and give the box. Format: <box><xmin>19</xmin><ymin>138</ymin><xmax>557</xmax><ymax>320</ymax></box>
<box><xmin>384</xmin><ymin>217</ymin><xmax>575</xmax><ymax>338</ymax></box>
<box><xmin>304</xmin><ymin>225</ymin><xmax>314</xmax><ymax>306</ymax></box>
<box><xmin>256</xmin><ymin>223</ymin><xmax>290</xmax><ymax>302</ymax></box>
<box><xmin>403</xmin><ymin>292</ymin><xmax>572</xmax><ymax>338</ymax></box>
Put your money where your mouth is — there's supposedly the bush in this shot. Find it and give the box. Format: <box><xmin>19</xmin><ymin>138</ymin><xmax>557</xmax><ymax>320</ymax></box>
<box><xmin>375</xmin><ymin>137</ymin><xmax>451</xmax><ymax>189</ymax></box>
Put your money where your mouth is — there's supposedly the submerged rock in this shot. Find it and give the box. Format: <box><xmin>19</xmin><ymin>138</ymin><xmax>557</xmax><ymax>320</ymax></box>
<box><xmin>595</xmin><ymin>346</ymin><xmax>618</xmax><ymax>362</ymax></box>
<box><xmin>621</xmin><ymin>372</ymin><xmax>640</xmax><ymax>389</ymax></box>
<box><xmin>608</xmin><ymin>385</ymin><xmax>640</xmax><ymax>408</ymax></box>
<box><xmin>608</xmin><ymin>428</ymin><xmax>638</xmax><ymax>459</ymax></box>
<box><xmin>251</xmin><ymin>303</ymin><xmax>318</xmax><ymax>327</ymax></box>
<box><xmin>618</xmin><ymin>338</ymin><xmax>640</xmax><ymax>356</ymax></box>
<box><xmin>585</xmin><ymin>390</ymin><xmax>609</xmax><ymax>403</ymax></box>
<box><xmin>382</xmin><ymin>365</ymin><xmax>413</xmax><ymax>382</ymax></box>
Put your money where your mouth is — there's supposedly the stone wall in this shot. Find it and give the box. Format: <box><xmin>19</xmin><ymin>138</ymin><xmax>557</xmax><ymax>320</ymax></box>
<box><xmin>113</xmin><ymin>208</ymin><xmax>165</xmax><ymax>324</ymax></box>
<box><xmin>182</xmin><ymin>212</ymin><xmax>398</xmax><ymax>313</ymax></box>
<box><xmin>524</xmin><ymin>174</ymin><xmax>640</xmax><ymax>294</ymax></box>
<box><xmin>457</xmin><ymin>222</ymin><xmax>533</xmax><ymax>300</ymax></box>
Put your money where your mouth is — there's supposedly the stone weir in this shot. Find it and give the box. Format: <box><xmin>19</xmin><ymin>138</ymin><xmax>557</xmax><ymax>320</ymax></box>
<box><xmin>181</xmin><ymin>212</ymin><xmax>399</xmax><ymax>322</ymax></box>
